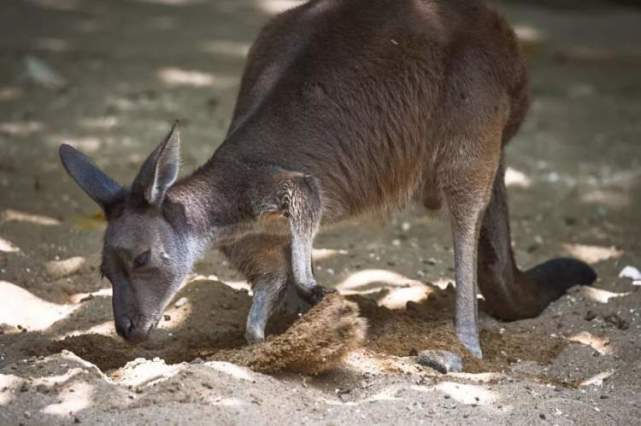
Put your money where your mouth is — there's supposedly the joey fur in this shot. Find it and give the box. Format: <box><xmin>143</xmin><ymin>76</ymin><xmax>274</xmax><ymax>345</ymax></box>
<box><xmin>59</xmin><ymin>0</ymin><xmax>596</xmax><ymax>358</ymax></box>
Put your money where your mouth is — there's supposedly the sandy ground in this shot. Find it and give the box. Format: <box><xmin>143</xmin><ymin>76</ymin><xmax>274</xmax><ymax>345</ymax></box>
<box><xmin>1</xmin><ymin>0</ymin><xmax>641</xmax><ymax>424</ymax></box>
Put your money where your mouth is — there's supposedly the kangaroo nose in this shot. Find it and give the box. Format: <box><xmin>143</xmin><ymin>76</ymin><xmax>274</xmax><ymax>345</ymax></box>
<box><xmin>115</xmin><ymin>316</ymin><xmax>135</xmax><ymax>339</ymax></box>
<box><xmin>115</xmin><ymin>316</ymin><xmax>152</xmax><ymax>344</ymax></box>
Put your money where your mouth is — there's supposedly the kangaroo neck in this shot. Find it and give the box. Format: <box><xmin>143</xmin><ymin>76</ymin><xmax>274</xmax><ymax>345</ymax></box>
<box><xmin>167</xmin><ymin>153</ymin><xmax>254</xmax><ymax>248</ymax></box>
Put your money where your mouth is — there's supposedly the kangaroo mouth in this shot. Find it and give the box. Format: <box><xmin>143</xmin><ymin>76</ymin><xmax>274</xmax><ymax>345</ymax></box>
<box><xmin>116</xmin><ymin>314</ymin><xmax>160</xmax><ymax>344</ymax></box>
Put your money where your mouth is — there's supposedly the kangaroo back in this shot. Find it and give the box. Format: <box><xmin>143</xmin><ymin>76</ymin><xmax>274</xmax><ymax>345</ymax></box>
<box><xmin>211</xmin><ymin>0</ymin><xmax>595</xmax><ymax>357</ymax></box>
<box><xmin>218</xmin><ymin>0</ymin><xmax>528</xmax><ymax>221</ymax></box>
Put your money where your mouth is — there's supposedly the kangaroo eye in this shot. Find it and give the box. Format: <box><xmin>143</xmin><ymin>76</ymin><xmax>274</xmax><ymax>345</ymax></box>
<box><xmin>133</xmin><ymin>250</ymin><xmax>151</xmax><ymax>269</ymax></box>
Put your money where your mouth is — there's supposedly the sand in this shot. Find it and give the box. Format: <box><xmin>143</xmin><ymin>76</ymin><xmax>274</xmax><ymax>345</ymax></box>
<box><xmin>1</xmin><ymin>0</ymin><xmax>641</xmax><ymax>424</ymax></box>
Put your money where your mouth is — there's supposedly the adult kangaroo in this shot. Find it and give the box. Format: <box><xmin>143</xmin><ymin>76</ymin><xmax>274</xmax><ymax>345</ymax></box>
<box><xmin>59</xmin><ymin>0</ymin><xmax>596</xmax><ymax>358</ymax></box>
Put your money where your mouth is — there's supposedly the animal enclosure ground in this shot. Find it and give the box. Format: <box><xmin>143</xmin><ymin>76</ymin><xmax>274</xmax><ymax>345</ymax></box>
<box><xmin>1</xmin><ymin>0</ymin><xmax>641</xmax><ymax>424</ymax></box>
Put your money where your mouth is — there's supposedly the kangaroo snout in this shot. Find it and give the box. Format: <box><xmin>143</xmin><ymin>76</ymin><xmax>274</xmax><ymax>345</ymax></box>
<box><xmin>115</xmin><ymin>315</ymin><xmax>156</xmax><ymax>344</ymax></box>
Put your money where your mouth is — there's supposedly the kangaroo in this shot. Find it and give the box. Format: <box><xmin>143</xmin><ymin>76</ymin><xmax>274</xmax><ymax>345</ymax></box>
<box><xmin>59</xmin><ymin>0</ymin><xmax>596</xmax><ymax>358</ymax></box>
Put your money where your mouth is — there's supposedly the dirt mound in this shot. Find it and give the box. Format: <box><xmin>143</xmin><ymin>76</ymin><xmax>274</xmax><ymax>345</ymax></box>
<box><xmin>27</xmin><ymin>283</ymin><xmax>567</xmax><ymax>376</ymax></box>
<box><xmin>355</xmin><ymin>289</ymin><xmax>567</xmax><ymax>373</ymax></box>
<box><xmin>211</xmin><ymin>293</ymin><xmax>367</xmax><ymax>374</ymax></box>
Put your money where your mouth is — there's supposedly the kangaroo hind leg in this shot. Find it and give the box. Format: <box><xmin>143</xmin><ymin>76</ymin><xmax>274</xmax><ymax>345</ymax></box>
<box><xmin>442</xmin><ymin>136</ymin><xmax>501</xmax><ymax>359</ymax></box>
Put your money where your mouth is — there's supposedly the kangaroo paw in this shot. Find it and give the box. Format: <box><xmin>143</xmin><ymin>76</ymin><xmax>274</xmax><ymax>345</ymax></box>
<box><xmin>296</xmin><ymin>284</ymin><xmax>336</xmax><ymax>305</ymax></box>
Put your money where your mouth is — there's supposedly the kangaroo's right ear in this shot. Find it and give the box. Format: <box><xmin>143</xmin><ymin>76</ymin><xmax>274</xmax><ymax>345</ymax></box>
<box><xmin>59</xmin><ymin>144</ymin><xmax>125</xmax><ymax>210</ymax></box>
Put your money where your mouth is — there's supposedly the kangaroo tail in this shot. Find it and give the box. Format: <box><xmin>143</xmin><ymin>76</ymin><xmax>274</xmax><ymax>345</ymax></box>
<box><xmin>477</xmin><ymin>163</ymin><xmax>596</xmax><ymax>321</ymax></box>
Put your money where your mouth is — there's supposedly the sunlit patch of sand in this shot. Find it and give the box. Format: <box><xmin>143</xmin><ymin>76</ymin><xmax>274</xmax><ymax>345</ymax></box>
<box><xmin>191</xmin><ymin>274</ymin><xmax>252</xmax><ymax>292</ymax></box>
<box><xmin>505</xmin><ymin>167</ymin><xmax>532</xmax><ymax>188</ymax></box>
<box><xmin>158</xmin><ymin>68</ymin><xmax>238</xmax><ymax>89</ymax></box>
<box><xmin>57</xmin><ymin>136</ymin><xmax>102</xmax><ymax>153</ymax></box>
<box><xmin>113</xmin><ymin>358</ymin><xmax>182</xmax><ymax>387</ymax></box>
<box><xmin>80</xmin><ymin>116</ymin><xmax>119</xmax><ymax>130</ymax></box>
<box><xmin>580</xmin><ymin>286</ymin><xmax>630</xmax><ymax>304</ymax></box>
<box><xmin>0</xmin><ymin>209</ymin><xmax>61</xmax><ymax>226</ymax></box>
<box><xmin>341</xmin><ymin>349</ymin><xmax>421</xmax><ymax>377</ymax></box>
<box><xmin>63</xmin><ymin>320</ymin><xmax>115</xmax><ymax>338</ymax></box>
<box><xmin>203</xmin><ymin>362</ymin><xmax>255</xmax><ymax>382</ymax></box>
<box><xmin>377</xmin><ymin>285</ymin><xmax>431</xmax><ymax>310</ymax></box>
<box><xmin>435</xmin><ymin>382</ymin><xmax>498</xmax><ymax>406</ymax></box>
<box><xmin>562</xmin><ymin>243</ymin><xmax>623</xmax><ymax>264</ymax></box>
<box><xmin>158</xmin><ymin>296</ymin><xmax>193</xmax><ymax>330</ymax></box>
<box><xmin>0</xmin><ymin>121</ymin><xmax>43</xmax><ymax>136</ymax></box>
<box><xmin>0</xmin><ymin>236</ymin><xmax>20</xmax><ymax>253</ymax></box>
<box><xmin>581</xmin><ymin>190</ymin><xmax>630</xmax><ymax>208</ymax></box>
<box><xmin>567</xmin><ymin>331</ymin><xmax>610</xmax><ymax>355</ymax></box>
<box><xmin>201</xmin><ymin>40</ymin><xmax>251</xmax><ymax>58</ymax></box>
<box><xmin>258</xmin><ymin>0</ymin><xmax>306</xmax><ymax>15</ymax></box>
<box><xmin>42</xmin><ymin>382</ymin><xmax>93</xmax><ymax>416</ymax></box>
<box><xmin>31</xmin><ymin>368</ymin><xmax>88</xmax><ymax>388</ymax></box>
<box><xmin>579</xmin><ymin>370</ymin><xmax>614</xmax><ymax>387</ymax></box>
<box><xmin>0</xmin><ymin>281</ymin><xmax>79</xmax><ymax>331</ymax></box>
<box><xmin>0</xmin><ymin>375</ymin><xmax>21</xmax><ymax>406</ymax></box>
<box><xmin>211</xmin><ymin>397</ymin><xmax>249</xmax><ymax>407</ymax></box>
<box><xmin>336</xmin><ymin>269</ymin><xmax>431</xmax><ymax>309</ymax></box>
<box><xmin>337</xmin><ymin>269</ymin><xmax>423</xmax><ymax>293</ymax></box>
<box><xmin>45</xmin><ymin>256</ymin><xmax>87</xmax><ymax>279</ymax></box>
<box><xmin>312</xmin><ymin>247</ymin><xmax>348</xmax><ymax>261</ymax></box>
<box><xmin>514</xmin><ymin>24</ymin><xmax>544</xmax><ymax>45</ymax></box>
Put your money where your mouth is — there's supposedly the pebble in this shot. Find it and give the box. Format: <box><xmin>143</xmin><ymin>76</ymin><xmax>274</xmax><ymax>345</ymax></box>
<box><xmin>416</xmin><ymin>350</ymin><xmax>463</xmax><ymax>374</ymax></box>
<box><xmin>604</xmin><ymin>313</ymin><xmax>629</xmax><ymax>330</ymax></box>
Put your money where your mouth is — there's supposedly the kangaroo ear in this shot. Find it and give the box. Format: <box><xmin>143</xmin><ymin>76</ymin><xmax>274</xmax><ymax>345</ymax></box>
<box><xmin>131</xmin><ymin>122</ymin><xmax>180</xmax><ymax>207</ymax></box>
<box><xmin>59</xmin><ymin>144</ymin><xmax>125</xmax><ymax>210</ymax></box>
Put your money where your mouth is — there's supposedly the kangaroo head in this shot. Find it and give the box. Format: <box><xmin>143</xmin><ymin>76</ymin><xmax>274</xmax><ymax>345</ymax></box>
<box><xmin>59</xmin><ymin>123</ymin><xmax>195</xmax><ymax>343</ymax></box>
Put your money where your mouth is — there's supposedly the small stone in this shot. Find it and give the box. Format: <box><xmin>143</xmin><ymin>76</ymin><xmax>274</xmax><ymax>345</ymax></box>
<box><xmin>416</xmin><ymin>350</ymin><xmax>463</xmax><ymax>374</ymax></box>
<box><xmin>604</xmin><ymin>313</ymin><xmax>629</xmax><ymax>330</ymax></box>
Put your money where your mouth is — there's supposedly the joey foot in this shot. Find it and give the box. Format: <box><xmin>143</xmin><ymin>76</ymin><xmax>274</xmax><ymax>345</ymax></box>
<box><xmin>245</xmin><ymin>325</ymin><xmax>265</xmax><ymax>345</ymax></box>
<box><xmin>296</xmin><ymin>283</ymin><xmax>337</xmax><ymax>305</ymax></box>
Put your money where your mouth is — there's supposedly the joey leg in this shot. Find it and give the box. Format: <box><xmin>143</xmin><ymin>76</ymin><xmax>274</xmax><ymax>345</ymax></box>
<box><xmin>290</xmin><ymin>234</ymin><xmax>335</xmax><ymax>304</ymax></box>
<box><xmin>245</xmin><ymin>277</ymin><xmax>288</xmax><ymax>344</ymax></box>
<box><xmin>280</xmin><ymin>171</ymin><xmax>334</xmax><ymax>304</ymax></box>
<box><xmin>221</xmin><ymin>234</ymin><xmax>292</xmax><ymax>344</ymax></box>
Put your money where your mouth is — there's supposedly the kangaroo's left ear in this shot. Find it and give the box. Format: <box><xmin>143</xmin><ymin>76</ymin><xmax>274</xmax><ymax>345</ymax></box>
<box><xmin>131</xmin><ymin>122</ymin><xmax>181</xmax><ymax>207</ymax></box>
